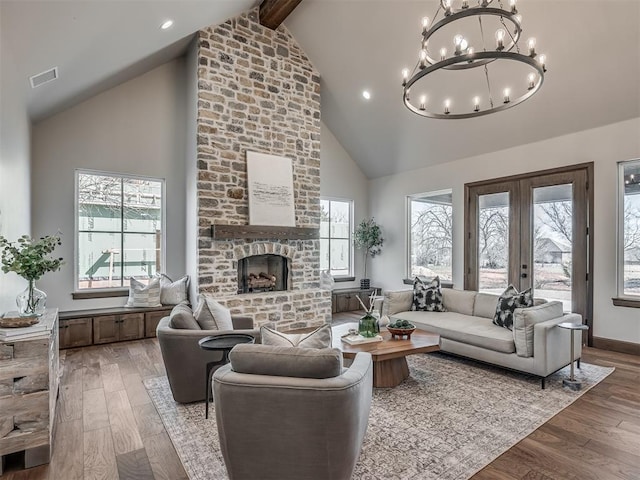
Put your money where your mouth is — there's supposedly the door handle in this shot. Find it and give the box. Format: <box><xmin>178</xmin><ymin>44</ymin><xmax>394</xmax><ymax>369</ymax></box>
<box><xmin>521</xmin><ymin>273</ymin><xmax>528</xmax><ymax>278</ymax></box>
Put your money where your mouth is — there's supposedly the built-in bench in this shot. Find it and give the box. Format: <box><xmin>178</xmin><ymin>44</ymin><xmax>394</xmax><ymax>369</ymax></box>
<box><xmin>58</xmin><ymin>305</ymin><xmax>173</xmax><ymax>349</ymax></box>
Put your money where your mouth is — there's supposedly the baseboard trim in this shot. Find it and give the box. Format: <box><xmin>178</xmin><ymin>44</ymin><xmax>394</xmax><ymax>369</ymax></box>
<box><xmin>592</xmin><ymin>336</ymin><xmax>640</xmax><ymax>356</ymax></box>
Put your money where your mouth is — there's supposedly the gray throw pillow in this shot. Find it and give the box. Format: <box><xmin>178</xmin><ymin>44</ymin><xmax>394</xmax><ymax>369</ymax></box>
<box><xmin>126</xmin><ymin>277</ymin><xmax>161</xmax><ymax>308</ymax></box>
<box><xmin>158</xmin><ymin>274</ymin><xmax>189</xmax><ymax>305</ymax></box>
<box><xmin>230</xmin><ymin>344</ymin><xmax>343</xmax><ymax>379</ymax></box>
<box><xmin>193</xmin><ymin>295</ymin><xmax>234</xmax><ymax>330</ymax></box>
<box><xmin>261</xmin><ymin>324</ymin><xmax>332</xmax><ymax>349</ymax></box>
<box><xmin>168</xmin><ymin>304</ymin><xmax>200</xmax><ymax>330</ymax></box>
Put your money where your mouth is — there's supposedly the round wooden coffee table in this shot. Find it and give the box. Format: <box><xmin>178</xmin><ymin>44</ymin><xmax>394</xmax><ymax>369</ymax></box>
<box><xmin>332</xmin><ymin>323</ymin><xmax>440</xmax><ymax>388</ymax></box>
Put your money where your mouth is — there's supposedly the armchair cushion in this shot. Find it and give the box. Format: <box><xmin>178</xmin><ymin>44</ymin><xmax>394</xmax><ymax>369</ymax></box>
<box><xmin>261</xmin><ymin>324</ymin><xmax>332</xmax><ymax>348</ymax></box>
<box><xmin>513</xmin><ymin>301</ymin><xmax>564</xmax><ymax>357</ymax></box>
<box><xmin>193</xmin><ymin>295</ymin><xmax>233</xmax><ymax>330</ymax></box>
<box><xmin>168</xmin><ymin>303</ymin><xmax>200</xmax><ymax>330</ymax></box>
<box><xmin>229</xmin><ymin>344</ymin><xmax>343</xmax><ymax>379</ymax></box>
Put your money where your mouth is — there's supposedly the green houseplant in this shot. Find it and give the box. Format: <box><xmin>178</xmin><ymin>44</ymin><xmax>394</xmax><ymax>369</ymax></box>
<box><xmin>353</xmin><ymin>218</ymin><xmax>383</xmax><ymax>290</ymax></box>
<box><xmin>0</xmin><ymin>234</ymin><xmax>63</xmax><ymax>317</ymax></box>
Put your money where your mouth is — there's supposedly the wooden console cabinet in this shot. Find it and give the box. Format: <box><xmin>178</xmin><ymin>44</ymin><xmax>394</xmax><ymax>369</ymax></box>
<box><xmin>0</xmin><ymin>309</ymin><xmax>59</xmax><ymax>473</ymax></box>
<box><xmin>332</xmin><ymin>288</ymin><xmax>380</xmax><ymax>313</ymax></box>
<box><xmin>59</xmin><ymin>305</ymin><xmax>173</xmax><ymax>349</ymax></box>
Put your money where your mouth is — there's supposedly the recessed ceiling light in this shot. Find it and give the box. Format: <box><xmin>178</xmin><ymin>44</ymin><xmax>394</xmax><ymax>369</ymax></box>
<box><xmin>160</xmin><ymin>19</ymin><xmax>174</xmax><ymax>30</ymax></box>
<box><xmin>362</xmin><ymin>90</ymin><xmax>371</xmax><ymax>100</ymax></box>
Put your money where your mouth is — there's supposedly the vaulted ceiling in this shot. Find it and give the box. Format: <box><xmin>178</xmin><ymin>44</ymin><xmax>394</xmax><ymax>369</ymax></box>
<box><xmin>2</xmin><ymin>0</ymin><xmax>639</xmax><ymax>178</ymax></box>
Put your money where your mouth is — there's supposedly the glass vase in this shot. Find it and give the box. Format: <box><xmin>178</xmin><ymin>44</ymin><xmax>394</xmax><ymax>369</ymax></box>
<box><xmin>359</xmin><ymin>313</ymin><xmax>378</xmax><ymax>338</ymax></box>
<box><xmin>16</xmin><ymin>280</ymin><xmax>47</xmax><ymax>317</ymax></box>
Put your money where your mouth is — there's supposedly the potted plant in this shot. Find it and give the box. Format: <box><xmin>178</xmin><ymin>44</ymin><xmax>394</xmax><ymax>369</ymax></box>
<box><xmin>353</xmin><ymin>218</ymin><xmax>383</xmax><ymax>290</ymax></box>
<box><xmin>0</xmin><ymin>234</ymin><xmax>63</xmax><ymax>317</ymax></box>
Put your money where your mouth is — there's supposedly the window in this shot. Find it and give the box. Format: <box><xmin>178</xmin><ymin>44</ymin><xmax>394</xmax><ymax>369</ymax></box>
<box><xmin>408</xmin><ymin>190</ymin><xmax>453</xmax><ymax>282</ymax></box>
<box><xmin>76</xmin><ymin>171</ymin><xmax>164</xmax><ymax>290</ymax></box>
<box><xmin>320</xmin><ymin>198</ymin><xmax>353</xmax><ymax>278</ymax></box>
<box><xmin>618</xmin><ymin>159</ymin><xmax>640</xmax><ymax>298</ymax></box>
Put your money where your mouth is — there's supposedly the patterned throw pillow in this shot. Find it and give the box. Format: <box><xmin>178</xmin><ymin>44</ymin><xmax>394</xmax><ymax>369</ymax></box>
<box><xmin>493</xmin><ymin>285</ymin><xmax>533</xmax><ymax>330</ymax></box>
<box><xmin>126</xmin><ymin>277</ymin><xmax>162</xmax><ymax>308</ymax></box>
<box><xmin>158</xmin><ymin>273</ymin><xmax>190</xmax><ymax>305</ymax></box>
<box><xmin>410</xmin><ymin>276</ymin><xmax>446</xmax><ymax>312</ymax></box>
<box><xmin>260</xmin><ymin>324</ymin><xmax>332</xmax><ymax>349</ymax></box>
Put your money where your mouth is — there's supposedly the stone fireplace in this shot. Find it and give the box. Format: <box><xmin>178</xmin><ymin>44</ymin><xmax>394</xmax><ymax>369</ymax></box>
<box><xmin>193</xmin><ymin>9</ymin><xmax>331</xmax><ymax>330</ymax></box>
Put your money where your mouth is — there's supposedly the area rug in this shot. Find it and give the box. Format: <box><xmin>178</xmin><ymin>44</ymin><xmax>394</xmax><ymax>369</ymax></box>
<box><xmin>144</xmin><ymin>353</ymin><xmax>613</xmax><ymax>480</ymax></box>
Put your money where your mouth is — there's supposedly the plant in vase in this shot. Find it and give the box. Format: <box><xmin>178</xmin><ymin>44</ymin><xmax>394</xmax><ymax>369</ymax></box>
<box><xmin>0</xmin><ymin>234</ymin><xmax>64</xmax><ymax>317</ymax></box>
<box><xmin>353</xmin><ymin>218</ymin><xmax>383</xmax><ymax>290</ymax></box>
<box><xmin>356</xmin><ymin>289</ymin><xmax>379</xmax><ymax>338</ymax></box>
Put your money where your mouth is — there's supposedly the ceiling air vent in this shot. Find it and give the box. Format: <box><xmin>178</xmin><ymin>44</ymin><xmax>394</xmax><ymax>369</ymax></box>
<box><xmin>29</xmin><ymin>67</ymin><xmax>58</xmax><ymax>89</ymax></box>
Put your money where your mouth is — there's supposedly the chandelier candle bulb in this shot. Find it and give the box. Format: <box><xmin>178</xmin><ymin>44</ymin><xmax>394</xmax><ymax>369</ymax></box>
<box><xmin>444</xmin><ymin>99</ymin><xmax>451</xmax><ymax>114</ymax></box>
<box><xmin>443</xmin><ymin>0</ymin><xmax>452</xmax><ymax>16</ymax></box>
<box><xmin>528</xmin><ymin>37</ymin><xmax>537</xmax><ymax>56</ymax></box>
<box><xmin>495</xmin><ymin>29</ymin><xmax>506</xmax><ymax>50</ymax></box>
<box><xmin>510</xmin><ymin>0</ymin><xmax>518</xmax><ymax>14</ymax></box>
<box><xmin>440</xmin><ymin>47</ymin><xmax>447</xmax><ymax>61</ymax></box>
<box><xmin>422</xmin><ymin>16</ymin><xmax>429</xmax><ymax>33</ymax></box>
<box><xmin>461</xmin><ymin>0</ymin><xmax>469</xmax><ymax>9</ymax></box>
<box><xmin>539</xmin><ymin>54</ymin><xmax>546</xmax><ymax>71</ymax></box>
<box><xmin>419</xmin><ymin>95</ymin><xmax>427</xmax><ymax>110</ymax></box>
<box><xmin>527</xmin><ymin>73</ymin><xmax>536</xmax><ymax>89</ymax></box>
<box><xmin>402</xmin><ymin>68</ymin><xmax>409</xmax><ymax>86</ymax></box>
<box><xmin>503</xmin><ymin>88</ymin><xmax>511</xmax><ymax>104</ymax></box>
<box><xmin>419</xmin><ymin>49</ymin><xmax>427</xmax><ymax>68</ymax></box>
<box><xmin>473</xmin><ymin>96</ymin><xmax>480</xmax><ymax>112</ymax></box>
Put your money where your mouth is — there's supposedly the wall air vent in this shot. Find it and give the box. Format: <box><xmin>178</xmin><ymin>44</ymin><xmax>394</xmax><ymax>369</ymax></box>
<box><xmin>29</xmin><ymin>67</ymin><xmax>58</xmax><ymax>89</ymax></box>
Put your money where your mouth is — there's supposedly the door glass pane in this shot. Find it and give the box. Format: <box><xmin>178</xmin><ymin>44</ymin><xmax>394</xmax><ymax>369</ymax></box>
<box><xmin>533</xmin><ymin>184</ymin><xmax>573</xmax><ymax>311</ymax></box>
<box><xmin>622</xmin><ymin>162</ymin><xmax>640</xmax><ymax>296</ymax></box>
<box><xmin>478</xmin><ymin>192</ymin><xmax>510</xmax><ymax>293</ymax></box>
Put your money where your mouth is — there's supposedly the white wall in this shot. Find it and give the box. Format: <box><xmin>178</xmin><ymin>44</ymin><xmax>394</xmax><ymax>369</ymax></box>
<box><xmin>185</xmin><ymin>39</ymin><xmax>198</xmax><ymax>303</ymax></box>
<box><xmin>0</xmin><ymin>25</ymin><xmax>31</xmax><ymax>313</ymax></box>
<box><xmin>320</xmin><ymin>122</ymin><xmax>369</xmax><ymax>289</ymax></box>
<box><xmin>31</xmin><ymin>59</ymin><xmax>187</xmax><ymax>312</ymax></box>
<box><xmin>370</xmin><ymin>118</ymin><xmax>640</xmax><ymax>345</ymax></box>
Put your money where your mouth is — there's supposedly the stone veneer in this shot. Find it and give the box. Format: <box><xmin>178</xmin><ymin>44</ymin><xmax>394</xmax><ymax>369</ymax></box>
<box><xmin>194</xmin><ymin>9</ymin><xmax>331</xmax><ymax>330</ymax></box>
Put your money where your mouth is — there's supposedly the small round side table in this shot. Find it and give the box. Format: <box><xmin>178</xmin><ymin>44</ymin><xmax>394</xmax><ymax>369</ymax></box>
<box><xmin>557</xmin><ymin>322</ymin><xmax>589</xmax><ymax>391</ymax></box>
<box><xmin>198</xmin><ymin>333</ymin><xmax>255</xmax><ymax>418</ymax></box>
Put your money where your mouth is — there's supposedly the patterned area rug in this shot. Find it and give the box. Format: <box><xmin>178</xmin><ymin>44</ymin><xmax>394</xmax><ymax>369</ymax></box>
<box><xmin>144</xmin><ymin>353</ymin><xmax>613</xmax><ymax>480</ymax></box>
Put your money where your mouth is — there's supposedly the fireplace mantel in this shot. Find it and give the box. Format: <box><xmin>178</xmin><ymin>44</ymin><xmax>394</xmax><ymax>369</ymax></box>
<box><xmin>211</xmin><ymin>224</ymin><xmax>319</xmax><ymax>240</ymax></box>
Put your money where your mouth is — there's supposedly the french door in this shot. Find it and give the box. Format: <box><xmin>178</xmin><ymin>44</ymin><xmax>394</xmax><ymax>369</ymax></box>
<box><xmin>464</xmin><ymin>165</ymin><xmax>593</xmax><ymax>342</ymax></box>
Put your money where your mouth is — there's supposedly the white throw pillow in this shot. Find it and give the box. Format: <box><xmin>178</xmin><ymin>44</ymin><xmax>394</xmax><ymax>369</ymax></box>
<box><xmin>158</xmin><ymin>274</ymin><xmax>189</xmax><ymax>305</ymax></box>
<box><xmin>261</xmin><ymin>324</ymin><xmax>332</xmax><ymax>349</ymax></box>
<box><xmin>193</xmin><ymin>295</ymin><xmax>233</xmax><ymax>331</ymax></box>
<box><xmin>126</xmin><ymin>277</ymin><xmax>161</xmax><ymax>308</ymax></box>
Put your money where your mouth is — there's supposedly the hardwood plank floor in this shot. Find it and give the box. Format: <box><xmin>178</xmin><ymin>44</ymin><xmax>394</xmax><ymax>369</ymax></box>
<box><xmin>1</xmin><ymin>314</ymin><xmax>638</xmax><ymax>479</ymax></box>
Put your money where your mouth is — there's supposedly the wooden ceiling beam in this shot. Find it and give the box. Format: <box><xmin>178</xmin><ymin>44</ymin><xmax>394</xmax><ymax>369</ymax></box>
<box><xmin>259</xmin><ymin>0</ymin><xmax>304</xmax><ymax>30</ymax></box>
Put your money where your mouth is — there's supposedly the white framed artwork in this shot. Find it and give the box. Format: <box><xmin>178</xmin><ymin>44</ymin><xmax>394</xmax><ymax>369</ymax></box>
<box><xmin>246</xmin><ymin>151</ymin><xmax>296</xmax><ymax>226</ymax></box>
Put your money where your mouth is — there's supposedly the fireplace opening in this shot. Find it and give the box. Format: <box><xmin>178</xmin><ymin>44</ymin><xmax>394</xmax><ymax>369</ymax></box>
<box><xmin>238</xmin><ymin>254</ymin><xmax>289</xmax><ymax>294</ymax></box>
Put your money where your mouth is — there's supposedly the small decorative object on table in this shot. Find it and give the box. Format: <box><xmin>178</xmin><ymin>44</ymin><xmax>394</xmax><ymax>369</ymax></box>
<box><xmin>387</xmin><ymin>319</ymin><xmax>416</xmax><ymax>339</ymax></box>
<box><xmin>0</xmin><ymin>234</ymin><xmax>64</xmax><ymax>317</ymax></box>
<box><xmin>356</xmin><ymin>289</ymin><xmax>380</xmax><ymax>338</ymax></box>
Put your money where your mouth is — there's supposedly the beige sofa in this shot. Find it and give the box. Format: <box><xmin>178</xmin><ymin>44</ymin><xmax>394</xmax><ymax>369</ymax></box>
<box><xmin>382</xmin><ymin>288</ymin><xmax>582</xmax><ymax>388</ymax></box>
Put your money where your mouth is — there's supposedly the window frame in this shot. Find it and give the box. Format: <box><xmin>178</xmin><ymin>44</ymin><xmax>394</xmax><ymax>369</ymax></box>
<box><xmin>320</xmin><ymin>197</ymin><xmax>354</xmax><ymax>280</ymax></box>
<box><xmin>406</xmin><ymin>189</ymin><xmax>454</xmax><ymax>282</ymax></box>
<box><xmin>617</xmin><ymin>159</ymin><xmax>640</xmax><ymax>300</ymax></box>
<box><xmin>74</xmin><ymin>169</ymin><xmax>166</xmax><ymax>294</ymax></box>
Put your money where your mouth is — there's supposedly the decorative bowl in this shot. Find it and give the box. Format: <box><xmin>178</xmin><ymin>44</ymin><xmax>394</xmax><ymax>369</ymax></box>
<box><xmin>386</xmin><ymin>325</ymin><xmax>416</xmax><ymax>339</ymax></box>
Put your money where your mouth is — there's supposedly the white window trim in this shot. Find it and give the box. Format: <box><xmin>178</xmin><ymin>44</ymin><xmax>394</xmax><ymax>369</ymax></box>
<box><xmin>617</xmin><ymin>159</ymin><xmax>640</xmax><ymax>299</ymax></box>
<box><xmin>406</xmin><ymin>189</ymin><xmax>453</xmax><ymax>280</ymax></box>
<box><xmin>74</xmin><ymin>169</ymin><xmax>167</xmax><ymax>293</ymax></box>
<box><xmin>320</xmin><ymin>197</ymin><xmax>354</xmax><ymax>279</ymax></box>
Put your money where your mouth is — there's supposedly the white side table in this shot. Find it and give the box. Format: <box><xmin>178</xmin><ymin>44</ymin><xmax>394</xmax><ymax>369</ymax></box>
<box><xmin>557</xmin><ymin>321</ymin><xmax>589</xmax><ymax>391</ymax></box>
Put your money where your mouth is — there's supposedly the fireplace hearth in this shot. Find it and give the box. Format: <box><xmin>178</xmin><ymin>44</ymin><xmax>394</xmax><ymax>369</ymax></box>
<box><xmin>238</xmin><ymin>254</ymin><xmax>289</xmax><ymax>294</ymax></box>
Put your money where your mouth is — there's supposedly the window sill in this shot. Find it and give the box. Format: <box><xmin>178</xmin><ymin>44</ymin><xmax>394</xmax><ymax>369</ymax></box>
<box><xmin>611</xmin><ymin>297</ymin><xmax>640</xmax><ymax>308</ymax></box>
<box><xmin>333</xmin><ymin>276</ymin><xmax>356</xmax><ymax>283</ymax></box>
<box><xmin>72</xmin><ymin>289</ymin><xmax>129</xmax><ymax>300</ymax></box>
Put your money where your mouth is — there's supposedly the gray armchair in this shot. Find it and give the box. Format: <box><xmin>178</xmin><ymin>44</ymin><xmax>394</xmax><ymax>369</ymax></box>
<box><xmin>156</xmin><ymin>315</ymin><xmax>259</xmax><ymax>403</ymax></box>
<box><xmin>213</xmin><ymin>344</ymin><xmax>373</xmax><ymax>480</ymax></box>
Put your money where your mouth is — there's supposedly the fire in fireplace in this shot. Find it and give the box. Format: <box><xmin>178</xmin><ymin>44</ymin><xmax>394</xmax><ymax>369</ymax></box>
<box><xmin>238</xmin><ymin>254</ymin><xmax>289</xmax><ymax>294</ymax></box>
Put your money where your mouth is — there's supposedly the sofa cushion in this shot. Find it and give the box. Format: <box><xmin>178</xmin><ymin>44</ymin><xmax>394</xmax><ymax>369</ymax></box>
<box><xmin>513</xmin><ymin>301</ymin><xmax>564</xmax><ymax>357</ymax></box>
<box><xmin>193</xmin><ymin>295</ymin><xmax>234</xmax><ymax>331</ymax></box>
<box><xmin>382</xmin><ymin>290</ymin><xmax>413</xmax><ymax>316</ymax></box>
<box><xmin>473</xmin><ymin>293</ymin><xmax>499</xmax><ymax>319</ymax></box>
<box><xmin>390</xmin><ymin>311</ymin><xmax>515</xmax><ymax>354</ymax></box>
<box><xmin>411</xmin><ymin>277</ymin><xmax>446</xmax><ymax>312</ymax></box>
<box><xmin>158</xmin><ymin>273</ymin><xmax>190</xmax><ymax>305</ymax></box>
<box><xmin>126</xmin><ymin>277</ymin><xmax>162</xmax><ymax>308</ymax></box>
<box><xmin>261</xmin><ymin>324</ymin><xmax>332</xmax><ymax>349</ymax></box>
<box><xmin>229</xmin><ymin>344</ymin><xmax>343</xmax><ymax>379</ymax></box>
<box><xmin>493</xmin><ymin>285</ymin><xmax>533</xmax><ymax>330</ymax></box>
<box><xmin>442</xmin><ymin>289</ymin><xmax>476</xmax><ymax>316</ymax></box>
<box><xmin>168</xmin><ymin>303</ymin><xmax>200</xmax><ymax>330</ymax></box>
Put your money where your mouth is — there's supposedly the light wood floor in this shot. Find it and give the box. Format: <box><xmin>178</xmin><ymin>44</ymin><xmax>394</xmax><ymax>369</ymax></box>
<box><xmin>2</xmin><ymin>312</ymin><xmax>639</xmax><ymax>480</ymax></box>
